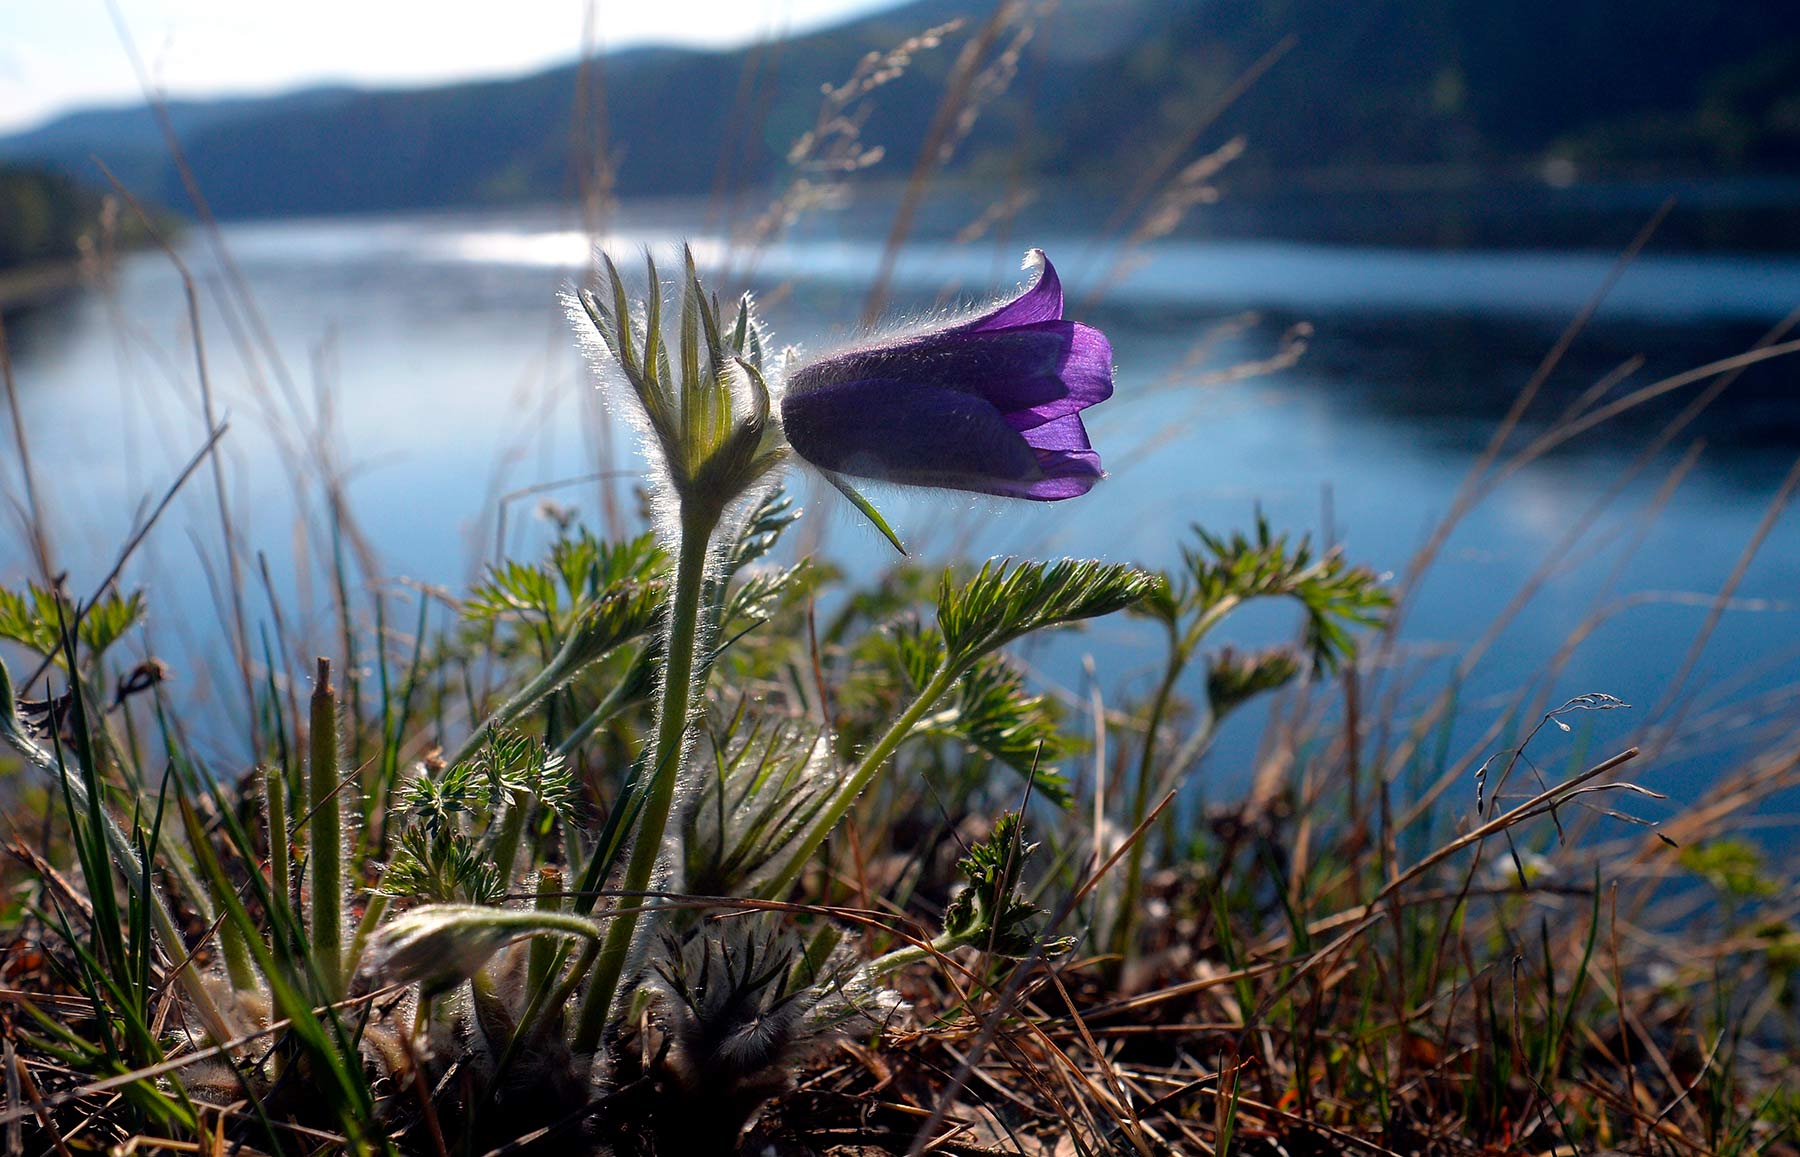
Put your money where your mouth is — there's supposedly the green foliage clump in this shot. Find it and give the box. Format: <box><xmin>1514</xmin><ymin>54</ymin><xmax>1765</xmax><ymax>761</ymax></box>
<box><xmin>941</xmin><ymin>811</ymin><xmax>1073</xmax><ymax>959</ymax></box>
<box><xmin>0</xmin><ymin>165</ymin><xmax>104</xmax><ymax>269</ymax></box>
<box><xmin>1682</xmin><ymin>837</ymin><xmax>1782</xmax><ymax>900</ymax></box>
<box><xmin>380</xmin><ymin>727</ymin><xmax>577</xmax><ymax>904</ymax></box>
<box><xmin>0</xmin><ymin>582</ymin><xmax>145</xmax><ymax>665</ymax></box>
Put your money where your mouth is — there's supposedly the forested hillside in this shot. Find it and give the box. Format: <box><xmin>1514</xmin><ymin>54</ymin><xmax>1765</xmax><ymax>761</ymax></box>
<box><xmin>3</xmin><ymin>0</ymin><xmax>1795</xmax><ymax>219</ymax></box>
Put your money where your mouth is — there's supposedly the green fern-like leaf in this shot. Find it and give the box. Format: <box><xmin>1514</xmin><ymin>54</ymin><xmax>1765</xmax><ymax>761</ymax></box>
<box><xmin>884</xmin><ymin>618</ymin><xmax>946</xmax><ymax>692</ymax></box>
<box><xmin>721</xmin><ymin>561</ymin><xmax>808</xmax><ymax>637</ymax></box>
<box><xmin>467</xmin><ymin>529</ymin><xmax>665</xmax><ymax>640</ymax></box>
<box><xmin>1177</xmin><ymin>518</ymin><xmax>1391</xmax><ymax>674</ymax></box>
<box><xmin>942</xmin><ymin>812</ymin><xmax>1072</xmax><ymax>958</ymax></box>
<box><xmin>686</xmin><ymin>708</ymin><xmax>836</xmax><ymax>897</ymax></box>
<box><xmin>383</xmin><ymin>727</ymin><xmax>576</xmax><ymax>903</ymax></box>
<box><xmin>580</xmin><ymin>531</ymin><xmax>667</xmax><ymax>594</ymax></box>
<box><xmin>936</xmin><ymin>558</ymin><xmax>1158</xmax><ymax>668</ymax></box>
<box><xmin>571</xmin><ymin>582</ymin><xmax>665</xmax><ymax>661</ymax></box>
<box><xmin>465</xmin><ymin>560</ymin><xmax>562</xmax><ymax>627</ymax></box>
<box><xmin>378</xmin><ymin>826</ymin><xmax>505</xmax><ymax>905</ymax></box>
<box><xmin>704</xmin><ymin>490</ymin><xmax>806</xmax><ymax>645</ymax></box>
<box><xmin>0</xmin><ymin>586</ymin><xmax>54</xmax><ymax>656</ymax></box>
<box><xmin>429</xmin><ymin>725</ymin><xmax>583</xmax><ymax>824</ymax></box>
<box><xmin>77</xmin><ymin>590</ymin><xmax>147</xmax><ymax>659</ymax></box>
<box><xmin>921</xmin><ymin>656</ymin><xmax>1075</xmax><ymax>808</ymax></box>
<box><xmin>1206</xmin><ymin>646</ymin><xmax>1303</xmax><ymax>720</ymax></box>
<box><xmin>723</xmin><ymin>489</ymin><xmax>801</xmax><ymax>579</ymax></box>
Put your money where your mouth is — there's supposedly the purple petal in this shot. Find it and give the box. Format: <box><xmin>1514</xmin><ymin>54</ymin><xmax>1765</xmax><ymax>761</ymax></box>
<box><xmin>1000</xmin><ymin>440</ymin><xmax>1103</xmax><ymax>500</ymax></box>
<box><xmin>786</xmin><ymin>321</ymin><xmax>1112</xmax><ymax>434</ymax></box>
<box><xmin>1021</xmin><ymin>411</ymin><xmax>1096</xmax><ymax>454</ymax></box>
<box><xmin>1019</xmin><ymin>438</ymin><xmax>1103</xmax><ymax>499</ymax></box>
<box><xmin>954</xmin><ymin>250</ymin><xmax>1064</xmax><ymax>333</ymax></box>
<box><xmin>781</xmin><ymin>377</ymin><xmax>1042</xmax><ymax>493</ymax></box>
<box><xmin>1018</xmin><ymin>412</ymin><xmax>1104</xmax><ymax>499</ymax></box>
<box><xmin>1001</xmin><ymin>322</ymin><xmax>1113</xmax><ymax>433</ymax></box>
<box><xmin>1017</xmin><ymin>464</ymin><xmax>1101</xmax><ymax>500</ymax></box>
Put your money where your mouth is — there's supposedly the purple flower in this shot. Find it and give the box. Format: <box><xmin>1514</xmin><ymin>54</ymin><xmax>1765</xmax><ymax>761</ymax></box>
<box><xmin>779</xmin><ymin>251</ymin><xmax>1112</xmax><ymax>501</ymax></box>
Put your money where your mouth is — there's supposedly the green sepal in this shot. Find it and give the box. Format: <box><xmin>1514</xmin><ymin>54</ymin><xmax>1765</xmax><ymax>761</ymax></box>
<box><xmin>825</xmin><ymin>473</ymin><xmax>907</xmax><ymax>556</ymax></box>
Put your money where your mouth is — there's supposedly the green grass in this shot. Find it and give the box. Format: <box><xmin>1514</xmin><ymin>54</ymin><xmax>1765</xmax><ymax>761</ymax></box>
<box><xmin>1</xmin><ymin>483</ymin><xmax>1795</xmax><ymax>1154</ymax></box>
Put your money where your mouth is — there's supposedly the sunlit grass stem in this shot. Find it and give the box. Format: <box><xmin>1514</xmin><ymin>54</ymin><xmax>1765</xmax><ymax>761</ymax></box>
<box><xmin>262</xmin><ymin>761</ymin><xmax>288</xmax><ymax>912</ymax></box>
<box><xmin>347</xmin><ymin>892</ymin><xmax>388</xmax><ymax>980</ymax></box>
<box><xmin>218</xmin><ymin>909</ymin><xmax>259</xmax><ymax>992</ymax></box>
<box><xmin>2</xmin><ymin>660</ymin><xmax>240</xmax><ymax>1045</ymax></box>
<box><xmin>1110</xmin><ymin>649</ymin><xmax>1182</xmax><ymax>964</ymax></box>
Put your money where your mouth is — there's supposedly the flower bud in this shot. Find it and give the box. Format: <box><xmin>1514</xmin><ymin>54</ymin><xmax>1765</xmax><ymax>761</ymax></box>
<box><xmin>365</xmin><ymin>904</ymin><xmax>601</xmax><ymax>998</ymax></box>
<box><xmin>570</xmin><ymin>247</ymin><xmax>788</xmax><ymax>527</ymax></box>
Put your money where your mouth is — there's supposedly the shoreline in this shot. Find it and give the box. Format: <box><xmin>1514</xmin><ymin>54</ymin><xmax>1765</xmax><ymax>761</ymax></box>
<box><xmin>0</xmin><ymin>259</ymin><xmax>82</xmax><ymax>313</ymax></box>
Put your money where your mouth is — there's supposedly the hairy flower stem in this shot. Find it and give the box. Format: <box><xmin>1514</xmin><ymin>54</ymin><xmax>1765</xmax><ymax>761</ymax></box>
<box><xmin>219</xmin><ymin>912</ymin><xmax>260</xmax><ymax>992</ymax></box>
<box><xmin>767</xmin><ymin>663</ymin><xmax>960</xmax><ymax>900</ymax></box>
<box><xmin>310</xmin><ymin>658</ymin><xmax>344</xmax><ymax>1000</ymax></box>
<box><xmin>574</xmin><ymin>508</ymin><xmax>716</xmax><ymax>1053</ymax></box>
<box><xmin>859</xmin><ymin>929</ymin><xmax>968</xmax><ymax>982</ymax></box>
<box><xmin>553</xmin><ymin>647</ymin><xmax>649</xmax><ymax>759</ymax></box>
<box><xmin>495</xmin><ymin>931</ymin><xmax>600</xmax><ymax>1091</ymax></box>
<box><xmin>443</xmin><ymin>645</ymin><xmax>588</xmax><ymax>770</ymax></box>
<box><xmin>490</xmin><ymin>793</ymin><xmax>529</xmax><ymax>896</ymax></box>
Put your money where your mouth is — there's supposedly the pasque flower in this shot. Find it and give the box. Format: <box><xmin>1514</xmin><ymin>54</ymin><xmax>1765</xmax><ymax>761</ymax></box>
<box><xmin>779</xmin><ymin>251</ymin><xmax>1112</xmax><ymax>501</ymax></box>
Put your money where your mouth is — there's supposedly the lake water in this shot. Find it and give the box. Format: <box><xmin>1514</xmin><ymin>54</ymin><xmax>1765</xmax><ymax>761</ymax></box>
<box><xmin>4</xmin><ymin>197</ymin><xmax>1799</xmax><ymax>814</ymax></box>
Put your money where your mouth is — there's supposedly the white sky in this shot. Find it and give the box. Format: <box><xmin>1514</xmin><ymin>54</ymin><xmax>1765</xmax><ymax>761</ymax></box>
<box><xmin>0</xmin><ymin>0</ymin><xmax>905</xmax><ymax>134</ymax></box>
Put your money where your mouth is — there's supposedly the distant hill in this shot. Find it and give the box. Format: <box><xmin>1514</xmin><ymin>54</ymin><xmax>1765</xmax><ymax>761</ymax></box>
<box><xmin>3</xmin><ymin>0</ymin><xmax>1796</xmax><ymax>221</ymax></box>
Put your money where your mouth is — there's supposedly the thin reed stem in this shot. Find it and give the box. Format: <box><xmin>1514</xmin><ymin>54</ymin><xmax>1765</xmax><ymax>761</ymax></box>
<box><xmin>346</xmin><ymin>892</ymin><xmax>388</xmax><ymax>980</ymax></box>
<box><xmin>1110</xmin><ymin>596</ymin><xmax>1236</xmax><ymax>962</ymax></box>
<box><xmin>0</xmin><ymin>316</ymin><xmax>53</xmax><ymax>583</ymax></box>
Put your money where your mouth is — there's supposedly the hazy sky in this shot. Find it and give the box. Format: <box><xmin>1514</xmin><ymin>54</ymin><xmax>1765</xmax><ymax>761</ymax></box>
<box><xmin>0</xmin><ymin>0</ymin><xmax>905</xmax><ymax>133</ymax></box>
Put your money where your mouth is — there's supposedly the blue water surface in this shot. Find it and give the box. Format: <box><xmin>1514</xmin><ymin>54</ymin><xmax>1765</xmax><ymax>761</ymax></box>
<box><xmin>4</xmin><ymin>196</ymin><xmax>1798</xmax><ymax>820</ymax></box>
